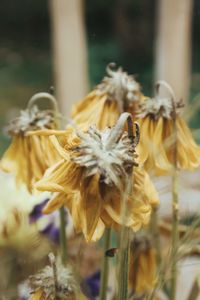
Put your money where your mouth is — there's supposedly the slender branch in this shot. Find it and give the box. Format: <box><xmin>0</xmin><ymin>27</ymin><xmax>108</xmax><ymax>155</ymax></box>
<box><xmin>99</xmin><ymin>228</ymin><xmax>111</xmax><ymax>300</ymax></box>
<box><xmin>59</xmin><ymin>206</ymin><xmax>67</xmax><ymax>264</ymax></box>
<box><xmin>150</xmin><ymin>207</ymin><xmax>162</xmax><ymax>266</ymax></box>
<box><xmin>117</xmin><ymin>227</ymin><xmax>130</xmax><ymax>300</ymax></box>
<box><xmin>170</xmin><ymin>100</ymin><xmax>179</xmax><ymax>300</ymax></box>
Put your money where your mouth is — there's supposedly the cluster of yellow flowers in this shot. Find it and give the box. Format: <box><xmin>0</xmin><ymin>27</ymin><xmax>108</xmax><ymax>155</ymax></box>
<box><xmin>1</xmin><ymin>64</ymin><xmax>200</xmax><ymax>240</ymax></box>
<box><xmin>1</xmin><ymin>63</ymin><xmax>200</xmax><ymax>299</ymax></box>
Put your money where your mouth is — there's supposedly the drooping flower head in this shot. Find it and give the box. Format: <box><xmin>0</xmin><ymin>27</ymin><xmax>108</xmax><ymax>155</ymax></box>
<box><xmin>136</xmin><ymin>81</ymin><xmax>200</xmax><ymax>175</ymax></box>
<box><xmin>72</xmin><ymin>63</ymin><xmax>142</xmax><ymax>130</ymax></box>
<box><xmin>0</xmin><ymin>93</ymin><xmax>62</xmax><ymax>191</ymax></box>
<box><xmin>34</xmin><ymin>113</ymin><xmax>158</xmax><ymax>242</ymax></box>
<box><xmin>29</xmin><ymin>253</ymin><xmax>82</xmax><ymax>300</ymax></box>
<box><xmin>7</xmin><ymin>105</ymin><xmax>55</xmax><ymax>134</ymax></box>
<box><xmin>96</xmin><ymin>63</ymin><xmax>141</xmax><ymax>111</ymax></box>
<box><xmin>72</xmin><ymin>113</ymin><xmax>139</xmax><ymax>191</ymax></box>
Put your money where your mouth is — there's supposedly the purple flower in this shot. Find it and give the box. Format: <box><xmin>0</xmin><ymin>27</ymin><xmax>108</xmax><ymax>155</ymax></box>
<box><xmin>41</xmin><ymin>222</ymin><xmax>60</xmax><ymax>244</ymax></box>
<box><xmin>29</xmin><ymin>199</ymin><xmax>68</xmax><ymax>244</ymax></box>
<box><xmin>84</xmin><ymin>271</ymin><xmax>100</xmax><ymax>300</ymax></box>
<box><xmin>29</xmin><ymin>199</ymin><xmax>49</xmax><ymax>223</ymax></box>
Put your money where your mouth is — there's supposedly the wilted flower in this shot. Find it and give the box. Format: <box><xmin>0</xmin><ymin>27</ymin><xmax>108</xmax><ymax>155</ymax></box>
<box><xmin>72</xmin><ymin>63</ymin><xmax>142</xmax><ymax>130</ymax></box>
<box><xmin>0</xmin><ymin>94</ymin><xmax>62</xmax><ymax>191</ymax></box>
<box><xmin>34</xmin><ymin>113</ymin><xmax>159</xmax><ymax>242</ymax></box>
<box><xmin>29</xmin><ymin>253</ymin><xmax>83</xmax><ymax>300</ymax></box>
<box><xmin>129</xmin><ymin>235</ymin><xmax>157</xmax><ymax>298</ymax></box>
<box><xmin>136</xmin><ymin>81</ymin><xmax>200</xmax><ymax>175</ymax></box>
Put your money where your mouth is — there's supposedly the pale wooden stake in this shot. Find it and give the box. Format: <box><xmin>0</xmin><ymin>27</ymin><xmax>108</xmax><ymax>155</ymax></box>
<box><xmin>155</xmin><ymin>0</ymin><xmax>193</xmax><ymax>102</ymax></box>
<box><xmin>50</xmin><ymin>0</ymin><xmax>88</xmax><ymax>117</ymax></box>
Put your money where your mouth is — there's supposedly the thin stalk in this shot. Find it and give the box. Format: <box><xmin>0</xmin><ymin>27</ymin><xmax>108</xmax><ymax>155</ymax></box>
<box><xmin>170</xmin><ymin>169</ymin><xmax>179</xmax><ymax>300</ymax></box>
<box><xmin>99</xmin><ymin>228</ymin><xmax>111</xmax><ymax>300</ymax></box>
<box><xmin>117</xmin><ymin>177</ymin><xmax>132</xmax><ymax>300</ymax></box>
<box><xmin>49</xmin><ymin>253</ymin><xmax>59</xmax><ymax>299</ymax></box>
<box><xmin>59</xmin><ymin>206</ymin><xmax>67</xmax><ymax>263</ymax></box>
<box><xmin>117</xmin><ymin>227</ymin><xmax>130</xmax><ymax>300</ymax></box>
<box><xmin>27</xmin><ymin>91</ymin><xmax>68</xmax><ymax>264</ymax></box>
<box><xmin>150</xmin><ymin>207</ymin><xmax>162</xmax><ymax>266</ymax></box>
<box><xmin>170</xmin><ymin>111</ymin><xmax>179</xmax><ymax>300</ymax></box>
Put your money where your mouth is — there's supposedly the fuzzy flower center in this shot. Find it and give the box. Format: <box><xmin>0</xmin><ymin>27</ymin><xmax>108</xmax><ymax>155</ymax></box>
<box><xmin>7</xmin><ymin>105</ymin><xmax>54</xmax><ymax>135</ymax></box>
<box><xmin>30</xmin><ymin>255</ymin><xmax>78</xmax><ymax>299</ymax></box>
<box><xmin>72</xmin><ymin>125</ymin><xmax>137</xmax><ymax>189</ymax></box>
<box><xmin>96</xmin><ymin>64</ymin><xmax>140</xmax><ymax>110</ymax></box>
<box><xmin>136</xmin><ymin>97</ymin><xmax>184</xmax><ymax>120</ymax></box>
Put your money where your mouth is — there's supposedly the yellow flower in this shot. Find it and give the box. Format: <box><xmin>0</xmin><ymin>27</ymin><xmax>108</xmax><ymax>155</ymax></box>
<box><xmin>136</xmin><ymin>82</ymin><xmax>200</xmax><ymax>175</ymax></box>
<box><xmin>34</xmin><ymin>114</ymin><xmax>159</xmax><ymax>242</ymax></box>
<box><xmin>29</xmin><ymin>253</ymin><xmax>84</xmax><ymax>300</ymax></box>
<box><xmin>0</xmin><ymin>105</ymin><xmax>61</xmax><ymax>191</ymax></box>
<box><xmin>129</xmin><ymin>235</ymin><xmax>157</xmax><ymax>297</ymax></box>
<box><xmin>72</xmin><ymin>63</ymin><xmax>142</xmax><ymax>130</ymax></box>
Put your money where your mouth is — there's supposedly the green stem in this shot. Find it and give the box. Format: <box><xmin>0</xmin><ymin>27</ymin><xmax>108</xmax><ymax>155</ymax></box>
<box><xmin>99</xmin><ymin>228</ymin><xmax>111</xmax><ymax>300</ymax></box>
<box><xmin>170</xmin><ymin>169</ymin><xmax>179</xmax><ymax>300</ymax></box>
<box><xmin>150</xmin><ymin>207</ymin><xmax>162</xmax><ymax>266</ymax></box>
<box><xmin>170</xmin><ymin>113</ymin><xmax>179</xmax><ymax>300</ymax></box>
<box><xmin>117</xmin><ymin>227</ymin><xmax>130</xmax><ymax>300</ymax></box>
<box><xmin>59</xmin><ymin>206</ymin><xmax>67</xmax><ymax>264</ymax></box>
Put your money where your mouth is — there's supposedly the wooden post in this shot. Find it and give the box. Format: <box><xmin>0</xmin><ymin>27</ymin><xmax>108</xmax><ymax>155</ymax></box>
<box><xmin>155</xmin><ymin>0</ymin><xmax>193</xmax><ymax>102</ymax></box>
<box><xmin>50</xmin><ymin>0</ymin><xmax>88</xmax><ymax>117</ymax></box>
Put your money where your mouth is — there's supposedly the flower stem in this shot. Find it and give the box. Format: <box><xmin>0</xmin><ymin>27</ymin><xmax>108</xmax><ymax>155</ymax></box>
<box><xmin>170</xmin><ymin>168</ymin><xmax>179</xmax><ymax>300</ymax></box>
<box><xmin>59</xmin><ymin>206</ymin><xmax>67</xmax><ymax>264</ymax></box>
<box><xmin>117</xmin><ymin>227</ymin><xmax>130</xmax><ymax>300</ymax></box>
<box><xmin>99</xmin><ymin>228</ymin><xmax>111</xmax><ymax>300</ymax></box>
<box><xmin>117</xmin><ymin>177</ymin><xmax>132</xmax><ymax>300</ymax></box>
<box><xmin>170</xmin><ymin>111</ymin><xmax>179</xmax><ymax>300</ymax></box>
<box><xmin>150</xmin><ymin>207</ymin><xmax>161</xmax><ymax>266</ymax></box>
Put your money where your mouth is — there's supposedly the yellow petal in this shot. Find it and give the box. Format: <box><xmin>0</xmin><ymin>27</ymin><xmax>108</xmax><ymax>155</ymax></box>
<box><xmin>79</xmin><ymin>175</ymin><xmax>102</xmax><ymax>242</ymax></box>
<box><xmin>90</xmin><ymin>218</ymin><xmax>105</xmax><ymax>242</ymax></box>
<box><xmin>28</xmin><ymin>289</ymin><xmax>45</xmax><ymax>300</ymax></box>
<box><xmin>43</xmin><ymin>192</ymin><xmax>66</xmax><ymax>214</ymax></box>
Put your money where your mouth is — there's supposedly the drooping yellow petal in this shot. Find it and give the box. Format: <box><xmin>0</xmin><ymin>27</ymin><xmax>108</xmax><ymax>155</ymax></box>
<box><xmin>35</xmin><ymin>159</ymin><xmax>83</xmax><ymax>193</ymax></box>
<box><xmin>71</xmin><ymin>90</ymin><xmax>98</xmax><ymax>117</ymax></box>
<box><xmin>90</xmin><ymin>218</ymin><xmax>105</xmax><ymax>242</ymax></box>
<box><xmin>43</xmin><ymin>192</ymin><xmax>66</xmax><ymax>214</ymax></box>
<box><xmin>72</xmin><ymin>93</ymin><xmax>108</xmax><ymax>130</ymax></box>
<box><xmin>134</xmin><ymin>168</ymin><xmax>159</xmax><ymax>207</ymax></box>
<box><xmin>137</xmin><ymin>117</ymin><xmax>173</xmax><ymax>175</ymax></box>
<box><xmin>175</xmin><ymin>117</ymin><xmax>200</xmax><ymax>170</ymax></box>
<box><xmin>98</xmin><ymin>99</ymin><xmax>120</xmax><ymax>129</ymax></box>
<box><xmin>129</xmin><ymin>239</ymin><xmax>157</xmax><ymax>296</ymax></box>
<box><xmin>28</xmin><ymin>289</ymin><xmax>45</xmax><ymax>300</ymax></box>
<box><xmin>79</xmin><ymin>175</ymin><xmax>103</xmax><ymax>242</ymax></box>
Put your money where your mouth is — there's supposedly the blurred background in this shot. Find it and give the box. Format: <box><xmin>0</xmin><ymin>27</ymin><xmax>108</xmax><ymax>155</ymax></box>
<box><xmin>0</xmin><ymin>0</ymin><xmax>200</xmax><ymax>152</ymax></box>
